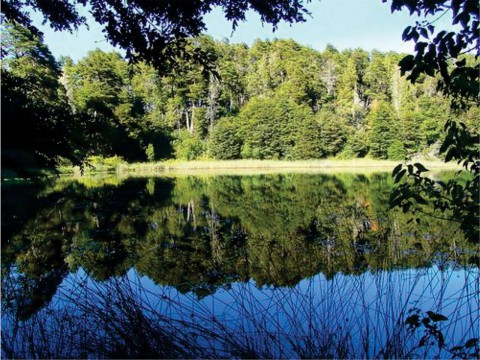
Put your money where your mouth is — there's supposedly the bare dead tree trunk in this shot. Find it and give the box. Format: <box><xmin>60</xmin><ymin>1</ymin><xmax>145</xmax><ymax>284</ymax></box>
<box><xmin>185</xmin><ymin>108</ymin><xmax>190</xmax><ymax>132</ymax></box>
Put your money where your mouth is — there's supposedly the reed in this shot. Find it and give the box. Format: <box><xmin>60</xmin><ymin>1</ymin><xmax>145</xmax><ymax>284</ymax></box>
<box><xmin>2</xmin><ymin>253</ymin><xmax>477</xmax><ymax>359</ymax></box>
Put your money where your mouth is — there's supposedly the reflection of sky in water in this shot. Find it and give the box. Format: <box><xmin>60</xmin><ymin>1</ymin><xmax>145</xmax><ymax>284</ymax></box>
<box><xmin>10</xmin><ymin>265</ymin><xmax>471</xmax><ymax>358</ymax></box>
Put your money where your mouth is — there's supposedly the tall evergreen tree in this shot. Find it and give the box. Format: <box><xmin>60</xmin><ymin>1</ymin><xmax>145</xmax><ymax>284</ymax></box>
<box><xmin>368</xmin><ymin>101</ymin><xmax>396</xmax><ymax>159</ymax></box>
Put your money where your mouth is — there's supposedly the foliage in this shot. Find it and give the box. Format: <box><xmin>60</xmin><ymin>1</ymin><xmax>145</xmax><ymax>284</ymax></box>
<box><xmin>390</xmin><ymin>122</ymin><xmax>479</xmax><ymax>242</ymax></box>
<box><xmin>344</xmin><ymin>130</ymin><xmax>370</xmax><ymax>158</ymax></box>
<box><xmin>1</xmin><ymin>23</ymin><xmax>87</xmax><ymax>173</ymax></box>
<box><xmin>237</xmin><ymin>96</ymin><xmax>310</xmax><ymax>160</ymax></box>
<box><xmin>315</xmin><ymin>106</ymin><xmax>349</xmax><ymax>157</ymax></box>
<box><xmin>404</xmin><ymin>309</ymin><xmax>479</xmax><ymax>359</ymax></box>
<box><xmin>208</xmin><ymin>117</ymin><xmax>242</xmax><ymax>160</ymax></box>
<box><xmin>172</xmin><ymin>130</ymin><xmax>206</xmax><ymax>160</ymax></box>
<box><xmin>63</xmin><ymin>49</ymin><xmax>147</xmax><ymax>161</ymax></box>
<box><xmin>368</xmin><ymin>101</ymin><xmax>396</xmax><ymax>159</ymax></box>
<box><xmin>3</xmin><ymin>172</ymin><xmax>475</xmax><ymax>295</ymax></box>
<box><xmin>387</xmin><ymin>139</ymin><xmax>406</xmax><ymax>160</ymax></box>
<box><xmin>292</xmin><ymin>116</ymin><xmax>323</xmax><ymax>159</ymax></box>
<box><xmin>386</xmin><ymin>0</ymin><xmax>480</xmax><ymax>243</ymax></box>
<box><xmin>1</xmin><ymin>1</ymin><xmax>310</xmax><ymax>173</ymax></box>
<box><xmin>2</xmin><ymin>0</ymin><xmax>311</xmax><ymax>73</ymax></box>
<box><xmin>3</xmin><ymin>22</ymin><xmax>477</xmax><ymax>174</ymax></box>
<box><xmin>384</xmin><ymin>0</ymin><xmax>479</xmax><ymax>109</ymax></box>
<box><xmin>87</xmin><ymin>155</ymin><xmax>125</xmax><ymax>171</ymax></box>
<box><xmin>145</xmin><ymin>144</ymin><xmax>155</xmax><ymax>162</ymax></box>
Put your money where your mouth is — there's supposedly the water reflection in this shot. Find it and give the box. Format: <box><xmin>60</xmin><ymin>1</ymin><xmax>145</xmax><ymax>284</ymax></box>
<box><xmin>1</xmin><ymin>173</ymin><xmax>478</xmax><ymax>358</ymax></box>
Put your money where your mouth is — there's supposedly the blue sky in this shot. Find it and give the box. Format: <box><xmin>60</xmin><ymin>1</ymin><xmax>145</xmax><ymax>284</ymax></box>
<box><xmin>31</xmin><ymin>0</ymin><xmax>448</xmax><ymax>62</ymax></box>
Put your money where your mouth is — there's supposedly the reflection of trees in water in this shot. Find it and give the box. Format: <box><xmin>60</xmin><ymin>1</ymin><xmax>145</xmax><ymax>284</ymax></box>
<box><xmin>1</xmin><ymin>174</ymin><xmax>477</xmax><ymax>315</ymax></box>
<box><xmin>2</xmin><ymin>266</ymin><xmax>478</xmax><ymax>359</ymax></box>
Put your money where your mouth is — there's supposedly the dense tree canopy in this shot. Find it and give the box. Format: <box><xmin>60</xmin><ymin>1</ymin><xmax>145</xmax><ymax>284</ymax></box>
<box><xmin>4</xmin><ymin>0</ymin><xmax>476</xmax><ymax>98</ymax></box>
<box><xmin>2</xmin><ymin>24</ymin><xmax>478</xmax><ymax>172</ymax></box>
<box><xmin>2</xmin><ymin>2</ymin><xmax>478</xmax><ymax>162</ymax></box>
<box><xmin>2</xmin><ymin>0</ymin><xmax>479</xmax><ymax>244</ymax></box>
<box><xmin>54</xmin><ymin>37</ymin><xmax>477</xmax><ymax>164</ymax></box>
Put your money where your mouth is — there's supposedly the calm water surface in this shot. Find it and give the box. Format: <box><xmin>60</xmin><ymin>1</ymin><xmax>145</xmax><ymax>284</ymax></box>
<box><xmin>1</xmin><ymin>172</ymin><xmax>478</xmax><ymax>358</ymax></box>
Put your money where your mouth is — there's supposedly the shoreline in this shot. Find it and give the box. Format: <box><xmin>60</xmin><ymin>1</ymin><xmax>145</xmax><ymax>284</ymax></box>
<box><xmin>2</xmin><ymin>159</ymin><xmax>463</xmax><ymax>180</ymax></box>
<box><xmin>74</xmin><ymin>159</ymin><xmax>462</xmax><ymax>176</ymax></box>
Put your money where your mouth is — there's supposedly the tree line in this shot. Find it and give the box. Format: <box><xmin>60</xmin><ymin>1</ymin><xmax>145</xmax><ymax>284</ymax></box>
<box><xmin>2</xmin><ymin>23</ymin><xmax>478</xmax><ymax>171</ymax></box>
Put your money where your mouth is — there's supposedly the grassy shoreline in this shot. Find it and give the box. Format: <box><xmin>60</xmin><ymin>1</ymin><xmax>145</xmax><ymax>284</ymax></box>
<box><xmin>58</xmin><ymin>159</ymin><xmax>462</xmax><ymax>177</ymax></box>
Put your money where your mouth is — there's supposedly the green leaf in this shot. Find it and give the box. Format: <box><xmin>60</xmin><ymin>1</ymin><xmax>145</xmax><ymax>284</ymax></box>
<box><xmin>394</xmin><ymin>169</ymin><xmax>407</xmax><ymax>183</ymax></box>
<box><xmin>399</xmin><ymin>55</ymin><xmax>415</xmax><ymax>71</ymax></box>
<box><xmin>413</xmin><ymin>194</ymin><xmax>428</xmax><ymax>205</ymax></box>
<box><xmin>414</xmin><ymin>163</ymin><xmax>429</xmax><ymax>173</ymax></box>
<box><xmin>426</xmin><ymin>311</ymin><xmax>448</xmax><ymax>322</ymax></box>
<box><xmin>445</xmin><ymin>148</ymin><xmax>455</xmax><ymax>162</ymax></box>
<box><xmin>392</xmin><ymin>163</ymin><xmax>403</xmax><ymax>177</ymax></box>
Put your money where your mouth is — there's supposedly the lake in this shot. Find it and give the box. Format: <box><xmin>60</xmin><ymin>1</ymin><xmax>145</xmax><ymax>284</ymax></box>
<box><xmin>1</xmin><ymin>172</ymin><xmax>478</xmax><ymax>358</ymax></box>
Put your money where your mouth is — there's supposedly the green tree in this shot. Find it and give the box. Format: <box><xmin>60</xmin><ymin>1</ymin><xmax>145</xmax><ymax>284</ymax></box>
<box><xmin>216</xmin><ymin>41</ymin><xmax>249</xmax><ymax>116</ymax></box>
<box><xmin>387</xmin><ymin>139</ymin><xmax>406</xmax><ymax>160</ymax></box>
<box><xmin>416</xmin><ymin>89</ymin><xmax>450</xmax><ymax>147</ymax></box>
<box><xmin>364</xmin><ymin>50</ymin><xmax>390</xmax><ymax>102</ymax></box>
<box><xmin>396</xmin><ymin>110</ymin><xmax>422</xmax><ymax>157</ymax></box>
<box><xmin>172</xmin><ymin>130</ymin><xmax>206</xmax><ymax>160</ymax></box>
<box><xmin>130</xmin><ymin>61</ymin><xmax>174</xmax><ymax>159</ymax></box>
<box><xmin>335</xmin><ymin>50</ymin><xmax>369</xmax><ymax>128</ymax></box>
<box><xmin>272</xmin><ymin>40</ymin><xmax>323</xmax><ymax>109</ymax></box>
<box><xmin>293</xmin><ymin>116</ymin><xmax>323</xmax><ymax>159</ymax></box>
<box><xmin>63</xmin><ymin>50</ymin><xmax>146</xmax><ymax>160</ymax></box>
<box><xmin>315</xmin><ymin>106</ymin><xmax>349</xmax><ymax>157</ymax></box>
<box><xmin>343</xmin><ymin>130</ymin><xmax>370</xmax><ymax>158</ymax></box>
<box><xmin>208</xmin><ymin>117</ymin><xmax>242</xmax><ymax>159</ymax></box>
<box><xmin>2</xmin><ymin>0</ymin><xmax>311</xmax><ymax>171</ymax></box>
<box><xmin>368</xmin><ymin>101</ymin><xmax>397</xmax><ymax>159</ymax></box>
<box><xmin>239</xmin><ymin>96</ymin><xmax>312</xmax><ymax>160</ymax></box>
<box><xmin>1</xmin><ymin>23</ymin><xmax>86</xmax><ymax>174</ymax></box>
<box><xmin>318</xmin><ymin>44</ymin><xmax>340</xmax><ymax>105</ymax></box>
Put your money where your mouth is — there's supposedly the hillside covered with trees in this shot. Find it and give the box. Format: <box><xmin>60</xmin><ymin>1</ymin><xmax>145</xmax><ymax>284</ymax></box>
<box><xmin>2</xmin><ymin>24</ymin><xmax>478</xmax><ymax>170</ymax></box>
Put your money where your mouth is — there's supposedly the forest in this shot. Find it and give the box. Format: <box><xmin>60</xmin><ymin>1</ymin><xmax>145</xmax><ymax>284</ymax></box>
<box><xmin>2</xmin><ymin>23</ymin><xmax>478</xmax><ymax>172</ymax></box>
